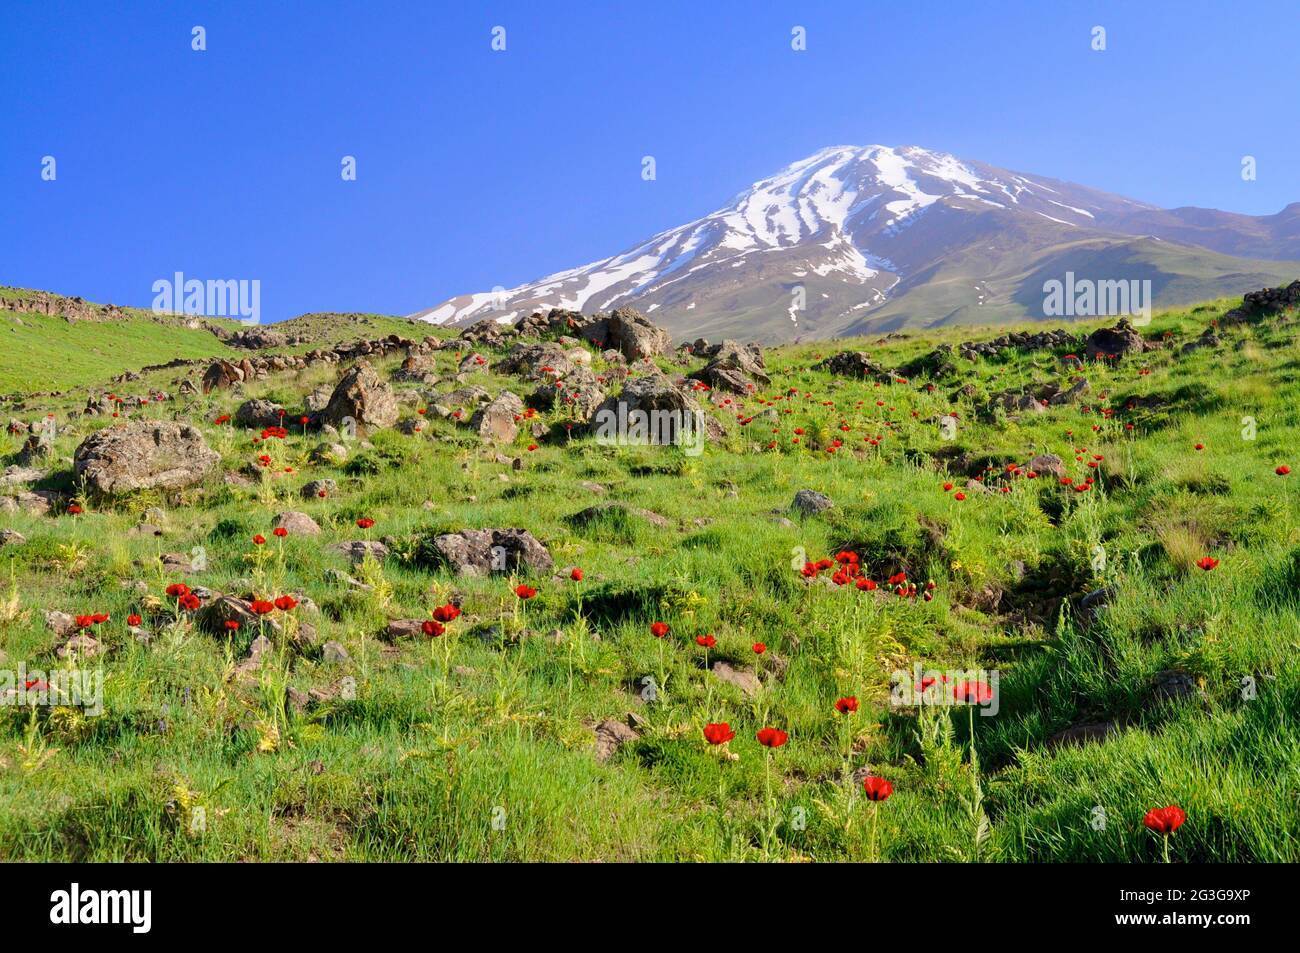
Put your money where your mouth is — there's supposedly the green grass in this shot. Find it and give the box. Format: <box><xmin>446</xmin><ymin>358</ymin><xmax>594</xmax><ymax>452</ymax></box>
<box><xmin>2</xmin><ymin>292</ymin><xmax>1299</xmax><ymax>861</ymax></box>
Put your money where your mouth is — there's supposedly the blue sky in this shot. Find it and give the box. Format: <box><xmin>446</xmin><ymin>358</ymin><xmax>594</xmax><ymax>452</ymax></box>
<box><xmin>2</xmin><ymin>0</ymin><xmax>1297</xmax><ymax>322</ymax></box>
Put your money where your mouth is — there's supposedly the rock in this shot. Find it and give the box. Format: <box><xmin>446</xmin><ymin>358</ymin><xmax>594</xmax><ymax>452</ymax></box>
<box><xmin>579</xmin><ymin>308</ymin><xmax>670</xmax><ymax>362</ymax></box>
<box><xmin>1079</xmin><ymin>586</ymin><xmax>1114</xmax><ymax>620</ymax></box>
<box><xmin>273</xmin><ymin>511</ymin><xmax>321</xmax><ymax>536</ymax></box>
<box><xmin>159</xmin><ymin>552</ymin><xmax>193</xmax><ymax>573</ymax></box>
<box><xmin>301</xmin><ymin>479</ymin><xmax>337</xmax><ymax>499</ymax></box>
<box><xmin>309</xmin><ymin>442</ymin><xmax>349</xmax><ymax>466</ymax></box>
<box><xmin>532</xmin><ymin>366</ymin><xmax>606</xmax><ymax>423</ymax></box>
<box><xmin>711</xmin><ymin>661</ymin><xmax>761</xmax><ymax>698</ymax></box>
<box><xmin>1085</xmin><ymin>318</ymin><xmax>1151</xmax><ymax>361</ymax></box>
<box><xmin>494</xmin><ymin>342</ymin><xmax>575</xmax><ymax>381</ymax></box>
<box><xmin>470</xmin><ymin>391</ymin><xmax>525</xmax><ymax>443</ymax></box>
<box><xmin>234</xmin><ymin>398</ymin><xmax>284</xmax><ymax>429</ymax></box>
<box><xmin>45</xmin><ymin>610</ymin><xmax>78</xmax><ymax>638</ymax></box>
<box><xmin>1026</xmin><ymin>453</ymin><xmax>1066</xmax><ymax>478</ymax></box>
<box><xmin>425</xmin><ymin>528</ymin><xmax>553</xmax><ymax>577</ymax></box>
<box><xmin>1047</xmin><ymin>721</ymin><xmax>1121</xmax><ymax>748</ymax></box>
<box><xmin>0</xmin><ymin>490</ymin><xmax>58</xmax><ymax>515</ymax></box>
<box><xmin>814</xmin><ymin>351</ymin><xmax>894</xmax><ymax>381</ymax></box>
<box><xmin>322</xmin><ymin>361</ymin><xmax>399</xmax><ymax>434</ymax></box>
<box><xmin>690</xmin><ymin>341</ymin><xmax>770</xmax><ymax>393</ymax></box>
<box><xmin>0</xmin><ymin>529</ymin><xmax>25</xmax><ymax>547</ymax></box>
<box><xmin>592</xmin><ymin>371</ymin><xmax>719</xmax><ymax>445</ymax></box>
<box><xmin>1149</xmin><ymin>670</ymin><xmax>1202</xmax><ymax>705</ymax></box>
<box><xmin>200</xmin><ymin>595</ymin><xmax>280</xmax><ymax>635</ymax></box>
<box><xmin>17</xmin><ymin>430</ymin><xmax>55</xmax><ymax>465</ymax></box>
<box><xmin>384</xmin><ymin>619</ymin><xmax>426</xmax><ymax>640</ymax></box>
<box><xmin>1048</xmin><ymin>378</ymin><xmax>1091</xmax><ymax>406</ymax></box>
<box><xmin>57</xmin><ymin>633</ymin><xmax>103</xmax><ymax>659</ymax></box>
<box><xmin>593</xmin><ymin>719</ymin><xmax>639</xmax><ymax>763</ymax></box>
<box><xmin>73</xmin><ymin>421</ymin><xmax>219</xmax><ymax>494</ymax></box>
<box><xmin>332</xmin><ymin>540</ymin><xmax>389</xmax><ymax>564</ymax></box>
<box><xmin>201</xmin><ymin>360</ymin><xmax>244</xmax><ymax>393</ymax></box>
<box><xmin>322</xmin><ymin>641</ymin><xmax>350</xmax><ymax>664</ymax></box>
<box><xmin>0</xmin><ymin>465</ymin><xmax>47</xmax><ymax>487</ymax></box>
<box><xmin>791</xmin><ymin>489</ymin><xmax>834</xmax><ymax>516</ymax></box>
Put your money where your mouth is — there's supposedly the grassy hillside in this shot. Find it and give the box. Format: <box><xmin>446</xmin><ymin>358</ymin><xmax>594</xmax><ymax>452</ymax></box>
<box><xmin>1</xmin><ymin>292</ymin><xmax>1299</xmax><ymax>861</ymax></box>
<box><xmin>0</xmin><ymin>287</ymin><xmax>424</xmax><ymax>394</ymax></box>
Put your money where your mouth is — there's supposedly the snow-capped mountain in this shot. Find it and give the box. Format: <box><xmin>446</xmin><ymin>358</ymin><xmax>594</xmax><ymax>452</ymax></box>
<box><xmin>413</xmin><ymin>145</ymin><xmax>1300</xmax><ymax>341</ymax></box>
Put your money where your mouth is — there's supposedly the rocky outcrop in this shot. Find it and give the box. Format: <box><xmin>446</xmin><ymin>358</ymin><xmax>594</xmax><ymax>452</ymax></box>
<box><xmin>689</xmin><ymin>340</ymin><xmax>770</xmax><ymax>393</ymax></box>
<box><xmin>583</xmin><ymin>308</ymin><xmax>670</xmax><ymax>361</ymax></box>
<box><xmin>424</xmin><ymin>528</ymin><xmax>553</xmax><ymax>577</ymax></box>
<box><xmin>321</xmin><ymin>361</ymin><xmax>399</xmax><ymax>434</ymax></box>
<box><xmin>1085</xmin><ymin>319</ymin><xmax>1154</xmax><ymax>360</ymax></box>
<box><xmin>814</xmin><ymin>351</ymin><xmax>895</xmax><ymax>382</ymax></box>
<box><xmin>73</xmin><ymin>422</ymin><xmax>219</xmax><ymax>494</ymax></box>
<box><xmin>470</xmin><ymin>391</ymin><xmax>525</xmax><ymax>443</ymax></box>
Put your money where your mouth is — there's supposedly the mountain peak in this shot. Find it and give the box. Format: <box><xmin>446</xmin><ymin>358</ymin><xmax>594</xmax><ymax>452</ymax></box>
<box><xmin>412</xmin><ymin>145</ymin><xmax>1299</xmax><ymax>341</ymax></box>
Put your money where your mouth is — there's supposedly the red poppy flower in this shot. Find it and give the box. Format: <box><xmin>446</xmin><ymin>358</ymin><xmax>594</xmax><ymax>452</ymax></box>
<box><xmin>250</xmin><ymin>600</ymin><xmax>276</xmax><ymax>615</ymax></box>
<box><xmin>953</xmin><ymin>680</ymin><xmax>993</xmax><ymax>704</ymax></box>
<box><xmin>835</xmin><ymin>696</ymin><xmax>859</xmax><ymax>714</ymax></box>
<box><xmin>752</xmin><ymin>642</ymin><xmax>767</xmax><ymax>654</ymax></box>
<box><xmin>67</xmin><ymin>504</ymin><xmax>83</xmax><ymax>515</ymax></box>
<box><xmin>90</xmin><ymin>612</ymin><xmax>109</xmax><ymax>624</ymax></box>
<box><xmin>1143</xmin><ymin>805</ymin><xmax>1186</xmax><ymax>834</ymax></box>
<box><xmin>422</xmin><ymin>619</ymin><xmax>446</xmax><ymax>637</ymax></box>
<box><xmin>224</xmin><ymin>620</ymin><xmax>240</xmax><ymax>631</ymax></box>
<box><xmin>214</xmin><ymin>415</ymin><xmax>231</xmax><ymax>425</ymax></box>
<box><xmin>432</xmin><ymin>603</ymin><xmax>461</xmax><ymax>623</ymax></box>
<box><xmin>318</xmin><ymin>490</ymin><xmax>328</xmax><ymax>498</ymax></box>
<box><xmin>650</xmin><ymin>622</ymin><xmax>669</xmax><ymax>638</ymax></box>
<box><xmin>695</xmin><ymin>634</ymin><xmax>717</xmax><ymax>648</ymax></box>
<box><xmin>272</xmin><ymin>527</ymin><xmax>288</xmax><ymax>538</ymax></box>
<box><xmin>756</xmin><ymin>727</ymin><xmax>788</xmax><ymax>748</ymax></box>
<box><xmin>178</xmin><ymin>593</ymin><xmax>202</xmax><ymax>611</ymax></box>
<box><xmin>1194</xmin><ymin>443</ymin><xmax>1204</xmax><ymax>451</ymax></box>
<box><xmin>527</xmin><ymin>443</ymin><xmax>539</xmax><ymax>452</ymax></box>
<box><xmin>252</xmin><ymin>534</ymin><xmax>266</xmax><ymax>545</ymax></box>
<box><xmin>703</xmin><ymin>722</ymin><xmax>736</xmax><ymax>745</ymax></box>
<box><xmin>862</xmin><ymin>776</ymin><xmax>894</xmax><ymax>801</ymax></box>
<box><xmin>1196</xmin><ymin>556</ymin><xmax>1219</xmax><ymax>571</ymax></box>
<box><xmin>953</xmin><ymin>492</ymin><xmax>966</xmax><ymax>501</ymax></box>
<box><xmin>75</xmin><ymin>615</ymin><xmax>94</xmax><ymax>629</ymax></box>
<box><xmin>514</xmin><ymin>584</ymin><xmax>537</xmax><ymax>600</ymax></box>
<box><xmin>356</xmin><ymin>518</ymin><xmax>375</xmax><ymax>529</ymax></box>
<box><xmin>570</xmin><ymin>567</ymin><xmax>584</xmax><ymax>581</ymax></box>
<box><xmin>1276</xmin><ymin>465</ymin><xmax>1291</xmax><ymax>476</ymax></box>
<box><xmin>127</xmin><ymin>614</ymin><xmax>142</xmax><ymax>627</ymax></box>
<box><xmin>274</xmin><ymin>595</ymin><xmax>297</xmax><ymax>612</ymax></box>
<box><xmin>165</xmin><ymin>583</ymin><xmax>190</xmax><ymax>598</ymax></box>
<box><xmin>299</xmin><ymin>416</ymin><xmax>309</xmax><ymax>426</ymax></box>
<box><xmin>856</xmin><ymin>578</ymin><xmax>877</xmax><ymax>591</ymax></box>
<box><xmin>943</xmin><ymin>482</ymin><xmax>954</xmax><ymax>492</ymax></box>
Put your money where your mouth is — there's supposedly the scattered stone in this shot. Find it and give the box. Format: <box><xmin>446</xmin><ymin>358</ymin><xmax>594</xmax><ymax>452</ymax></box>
<box><xmin>273</xmin><ymin>511</ymin><xmax>321</xmax><ymax>536</ymax></box>
<box><xmin>711</xmin><ymin>661</ymin><xmax>761</xmax><ymax>698</ymax></box>
<box><xmin>791</xmin><ymin>489</ymin><xmax>834</xmax><ymax>516</ymax></box>
<box><xmin>470</xmin><ymin>391</ymin><xmax>525</xmax><ymax>443</ymax></box>
<box><xmin>322</xmin><ymin>641</ymin><xmax>350</xmax><ymax>664</ymax></box>
<box><xmin>0</xmin><ymin>529</ymin><xmax>25</xmax><ymax>547</ymax></box>
<box><xmin>593</xmin><ymin>719</ymin><xmax>639</xmax><ymax>762</ymax></box>
<box><xmin>332</xmin><ymin>540</ymin><xmax>390</xmax><ymax>564</ymax></box>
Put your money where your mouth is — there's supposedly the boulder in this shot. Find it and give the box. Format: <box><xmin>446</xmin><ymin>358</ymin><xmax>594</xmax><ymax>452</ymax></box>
<box><xmin>322</xmin><ymin>361</ymin><xmax>399</xmax><ymax>434</ymax></box>
<box><xmin>469</xmin><ymin>391</ymin><xmax>524</xmax><ymax>443</ymax></box>
<box><xmin>73</xmin><ymin>421</ymin><xmax>219</xmax><ymax>494</ymax></box>
<box><xmin>234</xmin><ymin>398</ymin><xmax>284</xmax><ymax>429</ymax></box>
<box><xmin>273</xmin><ymin>511</ymin><xmax>322</xmax><ymax>536</ymax></box>
<box><xmin>425</xmin><ymin>528</ymin><xmax>553</xmax><ymax>577</ymax></box>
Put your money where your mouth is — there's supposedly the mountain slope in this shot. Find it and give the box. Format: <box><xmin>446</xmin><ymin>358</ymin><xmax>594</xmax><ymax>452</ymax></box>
<box><xmin>413</xmin><ymin>145</ymin><xmax>1300</xmax><ymax>342</ymax></box>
